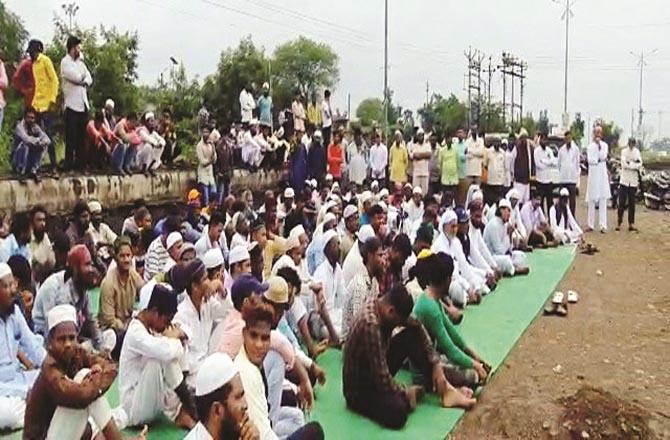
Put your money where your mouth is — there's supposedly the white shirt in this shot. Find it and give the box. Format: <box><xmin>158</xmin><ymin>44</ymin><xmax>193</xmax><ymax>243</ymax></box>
<box><xmin>292</xmin><ymin>100</ymin><xmax>306</xmax><ymax>132</ymax></box>
<box><xmin>465</xmin><ymin>137</ymin><xmax>485</xmax><ymax>177</ymax></box>
<box><xmin>468</xmin><ymin>223</ymin><xmax>498</xmax><ymax>273</ymax></box>
<box><xmin>312</xmin><ymin>259</ymin><xmax>345</xmax><ymax>331</ymax></box>
<box><xmin>347</xmin><ymin>143</ymin><xmax>368</xmax><ymax>184</ymax></box>
<box><xmin>534</xmin><ymin>145</ymin><xmax>558</xmax><ymax>184</ymax></box>
<box><xmin>239</xmin><ymin>89</ymin><xmax>256</xmax><ymax>123</ymax></box>
<box><xmin>194</xmin><ymin>229</ymin><xmax>229</xmax><ymax>261</ymax></box>
<box><xmin>558</xmin><ymin>142</ymin><xmax>581</xmax><ymax>184</ymax></box>
<box><xmin>321</xmin><ymin>99</ymin><xmax>332</xmax><ymax>128</ymax></box>
<box><xmin>341</xmin><ymin>241</ymin><xmax>365</xmax><ymax>284</ymax></box>
<box><xmin>586</xmin><ymin>140</ymin><xmax>611</xmax><ymax>201</ymax></box>
<box><xmin>620</xmin><ymin>146</ymin><xmax>642</xmax><ymax>187</ymax></box>
<box><xmin>173</xmin><ymin>294</ymin><xmax>230</xmax><ymax>384</ymax></box>
<box><xmin>485</xmin><ymin>147</ymin><xmax>507</xmax><ymax>186</ymax></box>
<box><xmin>549</xmin><ymin>204</ymin><xmax>583</xmax><ymax>240</ymax></box>
<box><xmin>483</xmin><ymin>216</ymin><xmax>512</xmax><ymax>256</ymax></box>
<box><xmin>235</xmin><ymin>347</ymin><xmax>279</xmax><ymax>440</ymax></box>
<box><xmin>118</xmin><ymin>318</ymin><xmax>185</xmax><ymax>405</ymax></box>
<box><xmin>369</xmin><ymin>143</ymin><xmax>388</xmax><ymax>179</ymax></box>
<box><xmin>402</xmin><ymin>200</ymin><xmax>423</xmax><ymax>235</ymax></box>
<box><xmin>184</xmin><ymin>422</ymin><xmax>213</xmax><ymax>440</ymax></box>
<box><xmin>60</xmin><ymin>54</ymin><xmax>92</xmax><ymax>112</ymax></box>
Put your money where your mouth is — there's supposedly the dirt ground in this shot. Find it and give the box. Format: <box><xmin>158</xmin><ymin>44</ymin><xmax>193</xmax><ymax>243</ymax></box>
<box><xmin>451</xmin><ymin>199</ymin><xmax>670</xmax><ymax>440</ymax></box>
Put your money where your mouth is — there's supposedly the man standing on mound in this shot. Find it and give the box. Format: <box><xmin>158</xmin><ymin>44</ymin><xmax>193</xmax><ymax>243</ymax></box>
<box><xmin>343</xmin><ymin>285</ymin><xmax>475</xmax><ymax>429</ymax></box>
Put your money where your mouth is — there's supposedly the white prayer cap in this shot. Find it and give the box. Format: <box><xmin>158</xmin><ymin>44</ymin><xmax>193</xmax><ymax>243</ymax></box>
<box><xmin>343</xmin><ymin>204</ymin><xmax>358</xmax><ymax>220</ymax></box>
<box><xmin>325</xmin><ymin>174</ymin><xmax>334</xmax><ymax>181</ymax></box>
<box><xmin>145</xmin><ymin>111</ymin><xmax>155</xmax><ymax>121</ymax></box>
<box><xmin>360</xmin><ymin>191</ymin><xmax>373</xmax><ymax>204</ymax></box>
<box><xmin>498</xmin><ymin>198</ymin><xmax>512</xmax><ymax>209</ymax></box>
<box><xmin>472</xmin><ymin>190</ymin><xmax>484</xmax><ymax>201</ymax></box>
<box><xmin>518</xmin><ymin>127</ymin><xmax>529</xmax><ymax>138</ymax></box>
<box><xmin>417</xmin><ymin>128</ymin><xmax>425</xmax><ymax>135</ymax></box>
<box><xmin>321</xmin><ymin>229</ymin><xmax>339</xmax><ymax>252</ymax></box>
<box><xmin>394</xmin><ymin>129</ymin><xmax>402</xmax><ymax>136</ymax></box>
<box><xmin>314</xmin><ymin>130</ymin><xmax>323</xmax><ymax>139</ymax></box>
<box><xmin>289</xmin><ymin>225</ymin><xmax>306</xmax><ymax>239</ymax></box>
<box><xmin>284</xmin><ymin>187</ymin><xmax>295</xmax><ymax>198</ymax></box>
<box><xmin>451</xmin><ymin>137</ymin><xmax>459</xmax><ymax>145</ymax></box>
<box><xmin>262</xmin><ymin>82</ymin><xmax>269</xmax><ymax>90</ymax></box>
<box><xmin>331</xmin><ymin>182</ymin><xmax>340</xmax><ymax>191</ymax></box>
<box><xmin>0</xmin><ymin>263</ymin><xmax>11</xmax><ymax>279</ymax></box>
<box><xmin>47</xmin><ymin>304</ymin><xmax>77</xmax><ymax>331</ymax></box>
<box><xmin>378</xmin><ymin>188</ymin><xmax>389</xmax><ymax>199</ymax></box>
<box><xmin>310</xmin><ymin>179</ymin><xmax>317</xmax><ymax>188</ymax></box>
<box><xmin>404</xmin><ymin>182</ymin><xmax>413</xmax><ymax>190</ymax></box>
<box><xmin>441</xmin><ymin>210</ymin><xmax>458</xmax><ymax>225</ymax></box>
<box><xmin>195</xmin><ymin>352</ymin><xmax>238</xmax><ymax>396</ymax></box>
<box><xmin>357</xmin><ymin>224</ymin><xmax>375</xmax><ymax>243</ymax></box>
<box><xmin>371</xmin><ymin>180</ymin><xmax>379</xmax><ymax>190</ymax></box>
<box><xmin>88</xmin><ymin>200</ymin><xmax>102</xmax><ymax>213</ymax></box>
<box><xmin>228</xmin><ymin>245</ymin><xmax>250</xmax><ymax>265</ymax></box>
<box><xmin>501</xmin><ymin>138</ymin><xmax>509</xmax><ymax>145</ymax></box>
<box><xmin>323</xmin><ymin>212</ymin><xmax>337</xmax><ymax>225</ymax></box>
<box><xmin>105</xmin><ymin>98</ymin><xmax>115</xmax><ymax>109</ymax></box>
<box><xmin>166</xmin><ymin>232</ymin><xmax>183</xmax><ymax>250</ymax></box>
<box><xmin>413</xmin><ymin>186</ymin><xmax>423</xmax><ymax>195</ymax></box>
<box><xmin>203</xmin><ymin>248</ymin><xmax>224</xmax><ymax>269</ymax></box>
<box><xmin>507</xmin><ymin>188</ymin><xmax>521</xmax><ymax>200</ymax></box>
<box><xmin>559</xmin><ymin>187</ymin><xmax>570</xmax><ymax>197</ymax></box>
<box><xmin>285</xmin><ymin>234</ymin><xmax>301</xmax><ymax>252</ymax></box>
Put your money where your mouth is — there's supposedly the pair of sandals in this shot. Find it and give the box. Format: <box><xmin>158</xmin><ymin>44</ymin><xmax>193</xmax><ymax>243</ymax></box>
<box><xmin>544</xmin><ymin>290</ymin><xmax>579</xmax><ymax>317</ymax></box>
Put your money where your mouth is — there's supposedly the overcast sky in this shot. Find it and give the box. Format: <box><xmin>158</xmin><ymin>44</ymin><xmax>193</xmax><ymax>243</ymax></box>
<box><xmin>7</xmin><ymin>0</ymin><xmax>670</xmax><ymax>138</ymax></box>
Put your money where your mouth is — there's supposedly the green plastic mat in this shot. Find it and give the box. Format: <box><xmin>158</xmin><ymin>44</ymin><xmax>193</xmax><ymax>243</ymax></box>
<box><xmin>4</xmin><ymin>246</ymin><xmax>575</xmax><ymax>439</ymax></box>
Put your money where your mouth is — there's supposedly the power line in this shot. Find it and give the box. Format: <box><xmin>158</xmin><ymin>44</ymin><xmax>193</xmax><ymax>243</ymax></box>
<box><xmin>631</xmin><ymin>48</ymin><xmax>659</xmax><ymax>136</ymax></box>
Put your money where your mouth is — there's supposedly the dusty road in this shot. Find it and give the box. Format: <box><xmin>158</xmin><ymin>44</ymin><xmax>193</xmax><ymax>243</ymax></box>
<box><xmin>451</xmin><ymin>201</ymin><xmax>670</xmax><ymax>440</ymax></box>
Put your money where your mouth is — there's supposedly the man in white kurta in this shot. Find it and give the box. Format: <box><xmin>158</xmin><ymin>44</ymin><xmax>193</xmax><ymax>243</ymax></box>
<box><xmin>483</xmin><ymin>199</ymin><xmax>528</xmax><ymax>271</ymax></box>
<box><xmin>312</xmin><ymin>231</ymin><xmax>344</xmax><ymax>341</ymax></box>
<box><xmin>550</xmin><ymin>188</ymin><xmax>583</xmax><ymax>244</ymax></box>
<box><xmin>585</xmin><ymin>126</ymin><xmax>611</xmax><ymax>232</ymax></box>
<box><xmin>119</xmin><ymin>283</ymin><xmax>193</xmax><ymax>428</ymax></box>
<box><xmin>239</xmin><ymin>87</ymin><xmax>256</xmax><ymax>123</ymax></box>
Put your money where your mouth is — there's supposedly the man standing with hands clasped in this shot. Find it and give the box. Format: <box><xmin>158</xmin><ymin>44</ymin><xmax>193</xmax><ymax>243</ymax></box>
<box><xmin>585</xmin><ymin>126</ymin><xmax>611</xmax><ymax>233</ymax></box>
<box><xmin>616</xmin><ymin>137</ymin><xmax>642</xmax><ymax>232</ymax></box>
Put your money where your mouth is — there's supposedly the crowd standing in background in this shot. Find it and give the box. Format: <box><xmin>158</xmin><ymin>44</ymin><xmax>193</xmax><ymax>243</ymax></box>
<box><xmin>0</xmin><ymin>34</ymin><xmax>645</xmax><ymax>440</ymax></box>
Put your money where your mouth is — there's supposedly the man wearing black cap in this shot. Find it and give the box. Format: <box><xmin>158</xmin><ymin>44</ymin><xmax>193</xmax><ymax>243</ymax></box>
<box><xmin>60</xmin><ymin>35</ymin><xmax>92</xmax><ymax>171</ymax></box>
<box><xmin>118</xmin><ymin>284</ymin><xmax>196</xmax><ymax>430</ymax></box>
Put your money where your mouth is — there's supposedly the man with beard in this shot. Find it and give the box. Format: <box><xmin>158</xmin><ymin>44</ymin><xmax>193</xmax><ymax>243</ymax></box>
<box><xmin>455</xmin><ymin>207</ymin><xmax>498</xmax><ymax>288</ymax></box>
<box><xmin>341</xmin><ymin>236</ymin><xmax>384</xmax><ymax>342</ymax></box>
<box><xmin>468</xmin><ymin>203</ymin><xmax>520</xmax><ymax>277</ymax></box>
<box><xmin>311</xmin><ymin>230</ymin><xmax>344</xmax><ymax>344</ymax></box>
<box><xmin>29</xmin><ymin>205</ymin><xmax>55</xmax><ymax>280</ymax></box>
<box><xmin>88</xmin><ymin>201</ymin><xmax>118</xmax><ymax>267</ymax></box>
<box><xmin>339</xmin><ymin>204</ymin><xmax>359</xmax><ymax>263</ymax></box>
<box><xmin>186</xmin><ymin>352</ymin><xmax>259</xmax><ymax>440</ymax></box>
<box><xmin>23</xmin><ymin>305</ymin><xmax>147</xmax><ymax>439</ymax></box>
<box><xmin>32</xmin><ymin>245</ymin><xmax>103</xmax><ymax>350</ymax></box>
<box><xmin>483</xmin><ymin>199</ymin><xmax>530</xmax><ymax>274</ymax></box>
<box><xmin>65</xmin><ymin>200</ymin><xmax>96</xmax><ymax>259</ymax></box>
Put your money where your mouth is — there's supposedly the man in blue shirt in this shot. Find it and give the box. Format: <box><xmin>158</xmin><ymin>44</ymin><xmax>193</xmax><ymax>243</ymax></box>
<box><xmin>257</xmin><ymin>82</ymin><xmax>273</xmax><ymax>128</ymax></box>
<box><xmin>0</xmin><ymin>262</ymin><xmax>46</xmax><ymax>430</ymax></box>
<box><xmin>0</xmin><ymin>212</ymin><xmax>32</xmax><ymax>264</ymax></box>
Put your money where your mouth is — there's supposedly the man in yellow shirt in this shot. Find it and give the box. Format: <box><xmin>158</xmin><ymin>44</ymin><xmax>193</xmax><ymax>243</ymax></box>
<box><xmin>389</xmin><ymin>130</ymin><xmax>409</xmax><ymax>186</ymax></box>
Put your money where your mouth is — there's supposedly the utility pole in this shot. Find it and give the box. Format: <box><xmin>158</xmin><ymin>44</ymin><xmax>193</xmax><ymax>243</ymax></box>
<box><xmin>465</xmin><ymin>48</ymin><xmax>483</xmax><ymax>127</ymax></box>
<box><xmin>62</xmin><ymin>2</ymin><xmax>79</xmax><ymax>32</ymax></box>
<box><xmin>553</xmin><ymin>0</ymin><xmax>575</xmax><ymax>123</ymax></box>
<box><xmin>630</xmin><ymin>49</ymin><xmax>658</xmax><ymax>137</ymax></box>
<box><xmin>425</xmin><ymin>81</ymin><xmax>429</xmax><ymax>109</ymax></box>
<box><xmin>383</xmin><ymin>0</ymin><xmax>389</xmax><ymax>139</ymax></box>
<box><xmin>347</xmin><ymin>93</ymin><xmax>351</xmax><ymax>120</ymax></box>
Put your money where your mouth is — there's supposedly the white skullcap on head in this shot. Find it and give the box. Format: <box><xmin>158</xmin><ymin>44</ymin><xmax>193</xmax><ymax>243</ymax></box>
<box><xmin>416</xmin><ymin>128</ymin><xmax>425</xmax><ymax>135</ymax></box>
<box><xmin>325</xmin><ymin>174</ymin><xmax>334</xmax><ymax>181</ymax></box>
<box><xmin>357</xmin><ymin>224</ymin><xmax>375</xmax><ymax>243</ymax></box>
<box><xmin>441</xmin><ymin>210</ymin><xmax>458</xmax><ymax>225</ymax></box>
<box><xmin>323</xmin><ymin>212</ymin><xmax>337</xmax><ymax>225</ymax></box>
<box><xmin>360</xmin><ymin>191</ymin><xmax>373</xmax><ymax>204</ymax></box>
<box><xmin>105</xmin><ymin>98</ymin><xmax>115</xmax><ymax>108</ymax></box>
<box><xmin>0</xmin><ymin>263</ymin><xmax>11</xmax><ymax>279</ymax></box>
<box><xmin>314</xmin><ymin>130</ymin><xmax>323</xmax><ymax>139</ymax></box>
<box><xmin>321</xmin><ymin>229</ymin><xmax>339</xmax><ymax>252</ymax></box>
<box><xmin>507</xmin><ymin>188</ymin><xmax>521</xmax><ymax>200</ymax></box>
<box><xmin>472</xmin><ymin>190</ymin><xmax>484</xmax><ymax>201</ymax></box>
<box><xmin>498</xmin><ymin>198</ymin><xmax>512</xmax><ymax>209</ymax></box>
<box><xmin>289</xmin><ymin>225</ymin><xmax>306</xmax><ymax>239</ymax></box>
<box><xmin>343</xmin><ymin>204</ymin><xmax>358</xmax><ymax>219</ymax></box>
<box><xmin>166</xmin><ymin>232</ymin><xmax>183</xmax><ymax>250</ymax></box>
<box><xmin>378</xmin><ymin>188</ymin><xmax>389</xmax><ymax>198</ymax></box>
<box><xmin>559</xmin><ymin>187</ymin><xmax>570</xmax><ymax>197</ymax></box>
<box><xmin>195</xmin><ymin>352</ymin><xmax>238</xmax><ymax>396</ymax></box>
<box><xmin>285</xmin><ymin>234</ymin><xmax>301</xmax><ymax>252</ymax></box>
<box><xmin>284</xmin><ymin>187</ymin><xmax>295</xmax><ymax>198</ymax></box>
<box><xmin>228</xmin><ymin>245</ymin><xmax>250</xmax><ymax>265</ymax></box>
<box><xmin>371</xmin><ymin>180</ymin><xmax>379</xmax><ymax>189</ymax></box>
<box><xmin>413</xmin><ymin>186</ymin><xmax>423</xmax><ymax>195</ymax></box>
<box><xmin>203</xmin><ymin>248</ymin><xmax>224</xmax><ymax>269</ymax></box>
<box><xmin>451</xmin><ymin>137</ymin><xmax>459</xmax><ymax>145</ymax></box>
<box><xmin>331</xmin><ymin>182</ymin><xmax>340</xmax><ymax>190</ymax></box>
<box><xmin>88</xmin><ymin>200</ymin><xmax>102</xmax><ymax>213</ymax></box>
<box><xmin>262</xmin><ymin>82</ymin><xmax>269</xmax><ymax>89</ymax></box>
<box><xmin>145</xmin><ymin>112</ymin><xmax>155</xmax><ymax>120</ymax></box>
<box><xmin>47</xmin><ymin>304</ymin><xmax>77</xmax><ymax>331</ymax></box>
<box><xmin>502</xmin><ymin>138</ymin><xmax>509</xmax><ymax>145</ymax></box>
<box><xmin>310</xmin><ymin>179</ymin><xmax>317</xmax><ymax>188</ymax></box>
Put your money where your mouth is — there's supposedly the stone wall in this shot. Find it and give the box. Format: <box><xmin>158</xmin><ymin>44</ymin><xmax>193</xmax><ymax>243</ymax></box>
<box><xmin>0</xmin><ymin>168</ymin><xmax>284</xmax><ymax>214</ymax></box>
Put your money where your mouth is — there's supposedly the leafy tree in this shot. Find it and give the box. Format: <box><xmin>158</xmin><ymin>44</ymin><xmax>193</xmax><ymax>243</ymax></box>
<box><xmin>537</xmin><ymin>109</ymin><xmax>549</xmax><ymax>134</ymax></box>
<box><xmin>202</xmin><ymin>36</ymin><xmax>269</xmax><ymax>126</ymax></box>
<box><xmin>480</xmin><ymin>103</ymin><xmax>507</xmax><ymax>133</ymax></box>
<box><xmin>418</xmin><ymin>94</ymin><xmax>468</xmax><ymax>136</ymax></box>
<box><xmin>570</xmin><ymin>112</ymin><xmax>585</xmax><ymax>143</ymax></box>
<box><xmin>271</xmin><ymin>36</ymin><xmax>339</xmax><ymax>109</ymax></box>
<box><xmin>356</xmin><ymin>98</ymin><xmax>384</xmax><ymax>127</ymax></box>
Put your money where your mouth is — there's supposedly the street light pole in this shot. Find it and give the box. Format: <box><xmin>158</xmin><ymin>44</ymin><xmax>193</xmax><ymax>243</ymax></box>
<box><xmin>554</xmin><ymin>0</ymin><xmax>574</xmax><ymax>129</ymax></box>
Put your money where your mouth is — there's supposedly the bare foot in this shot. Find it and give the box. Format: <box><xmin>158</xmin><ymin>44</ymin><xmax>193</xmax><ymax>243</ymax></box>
<box><xmin>442</xmin><ymin>388</ymin><xmax>476</xmax><ymax>409</ymax></box>
<box><xmin>514</xmin><ymin>266</ymin><xmax>530</xmax><ymax>276</ymax></box>
<box><xmin>132</xmin><ymin>426</ymin><xmax>149</xmax><ymax>440</ymax></box>
<box><xmin>459</xmin><ymin>387</ymin><xmax>474</xmax><ymax>398</ymax></box>
<box><xmin>174</xmin><ymin>407</ymin><xmax>196</xmax><ymax>430</ymax></box>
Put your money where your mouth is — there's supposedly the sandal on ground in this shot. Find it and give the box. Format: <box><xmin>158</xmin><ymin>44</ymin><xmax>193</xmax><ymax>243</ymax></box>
<box><xmin>567</xmin><ymin>290</ymin><xmax>579</xmax><ymax>303</ymax></box>
<box><xmin>555</xmin><ymin>304</ymin><xmax>568</xmax><ymax>316</ymax></box>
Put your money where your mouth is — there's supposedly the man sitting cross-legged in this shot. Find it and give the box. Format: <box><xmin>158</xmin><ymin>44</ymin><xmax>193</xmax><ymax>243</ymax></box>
<box><xmin>23</xmin><ymin>304</ymin><xmax>147</xmax><ymax>439</ymax></box>
<box><xmin>343</xmin><ymin>284</ymin><xmax>476</xmax><ymax>430</ymax></box>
